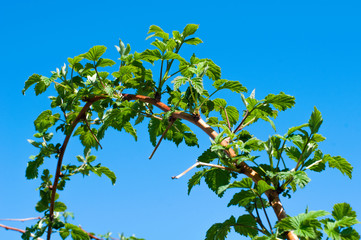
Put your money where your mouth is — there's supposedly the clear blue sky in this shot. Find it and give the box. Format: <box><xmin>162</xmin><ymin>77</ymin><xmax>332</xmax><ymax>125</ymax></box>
<box><xmin>1</xmin><ymin>1</ymin><xmax>360</xmax><ymax>239</ymax></box>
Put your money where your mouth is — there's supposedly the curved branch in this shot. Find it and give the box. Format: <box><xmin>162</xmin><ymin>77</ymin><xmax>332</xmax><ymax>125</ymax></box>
<box><xmin>47</xmin><ymin>96</ymin><xmax>106</xmax><ymax>240</ymax></box>
<box><xmin>121</xmin><ymin>93</ymin><xmax>299</xmax><ymax>240</ymax></box>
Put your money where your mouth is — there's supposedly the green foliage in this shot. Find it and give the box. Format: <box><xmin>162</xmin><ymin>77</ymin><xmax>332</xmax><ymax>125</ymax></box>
<box><xmin>21</xmin><ymin>24</ymin><xmax>359</xmax><ymax>240</ymax></box>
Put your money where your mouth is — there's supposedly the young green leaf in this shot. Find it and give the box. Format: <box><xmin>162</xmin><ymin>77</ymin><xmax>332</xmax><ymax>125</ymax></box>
<box><xmin>184</xmin><ymin>37</ymin><xmax>203</xmax><ymax>45</ymax></box>
<box><xmin>324</xmin><ymin>155</ymin><xmax>353</xmax><ymax>179</ymax></box>
<box><xmin>147</xmin><ymin>25</ymin><xmax>169</xmax><ymax>40</ymax></box>
<box><xmin>264</xmin><ymin>92</ymin><xmax>295</xmax><ymax>111</ymax></box>
<box><xmin>34</xmin><ymin>110</ymin><xmax>60</xmax><ymax>133</ymax></box>
<box><xmin>182</xmin><ymin>24</ymin><xmax>199</xmax><ymax>38</ymax></box>
<box><xmin>213</xmin><ymin>79</ymin><xmax>248</xmax><ymax>93</ymax></box>
<box><xmin>332</xmin><ymin>203</ymin><xmax>357</xmax><ymax>220</ymax></box>
<box><xmin>53</xmin><ymin>201</ymin><xmax>67</xmax><ymax>212</ymax></box>
<box><xmin>22</xmin><ymin>74</ymin><xmax>42</xmax><ymax>95</ymax></box>
<box><xmin>80</xmin><ymin>46</ymin><xmax>107</xmax><ymax>61</ymax></box>
<box><xmin>308</xmin><ymin>106</ymin><xmax>323</xmax><ymax>134</ymax></box>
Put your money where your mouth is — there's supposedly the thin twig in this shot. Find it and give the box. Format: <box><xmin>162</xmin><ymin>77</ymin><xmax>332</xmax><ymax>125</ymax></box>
<box><xmin>234</xmin><ymin>109</ymin><xmax>249</xmax><ymax>133</ymax></box>
<box><xmin>84</xmin><ymin>118</ymin><xmax>103</xmax><ymax>149</ymax></box>
<box><xmin>0</xmin><ymin>217</ymin><xmax>41</xmax><ymax>222</ymax></box>
<box><xmin>249</xmin><ymin>208</ymin><xmax>269</xmax><ymax>235</ymax></box>
<box><xmin>223</xmin><ymin>108</ymin><xmax>231</xmax><ymax>129</ymax></box>
<box><xmin>149</xmin><ymin>118</ymin><xmax>175</xmax><ymax>159</ymax></box>
<box><xmin>256</xmin><ymin>193</ymin><xmax>274</xmax><ymax>234</ymax></box>
<box><xmin>94</xmin><ymin>65</ymin><xmax>106</xmax><ymax>89</ymax></box>
<box><xmin>145</xmin><ymin>103</ymin><xmax>154</xmax><ymax>115</ymax></box>
<box><xmin>159</xmin><ymin>59</ymin><xmax>164</xmax><ymax>90</ymax></box>
<box><xmin>0</xmin><ymin>224</ymin><xmax>43</xmax><ymax>240</ymax></box>
<box><xmin>171</xmin><ymin>161</ymin><xmax>238</xmax><ymax>179</ymax></box>
<box><xmin>294</xmin><ymin>137</ymin><xmax>311</xmax><ymax>171</ymax></box>
<box><xmin>171</xmin><ymin>162</ymin><xmax>199</xmax><ymax>179</ymax></box>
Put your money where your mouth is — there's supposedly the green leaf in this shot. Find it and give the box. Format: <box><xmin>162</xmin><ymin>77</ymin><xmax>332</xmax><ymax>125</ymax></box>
<box><xmin>96</xmin><ymin>58</ymin><xmax>116</xmax><ymax>67</ymax></box>
<box><xmin>148</xmin><ymin>118</ymin><xmax>163</xmax><ymax>146</ymax></box>
<box><xmin>31</xmin><ymin>74</ymin><xmax>57</xmax><ymax>96</ymax></box>
<box><xmin>213</xmin><ymin>98</ymin><xmax>227</xmax><ymax>110</ymax></box>
<box><xmin>255</xmin><ymin>180</ymin><xmax>274</xmax><ymax>195</ymax></box>
<box><xmin>187</xmin><ymin>169</ymin><xmax>208</xmax><ymax>194</ymax></box>
<box><xmin>163</xmin><ymin>51</ymin><xmax>186</xmax><ymax>63</ymax></box>
<box><xmin>26</xmin><ymin>155</ymin><xmax>45</xmax><ymax>179</ymax></box>
<box><xmin>276</xmin><ymin>210</ymin><xmax>329</xmax><ymax>239</ymax></box>
<box><xmin>205</xmin><ymin>216</ymin><xmax>235</xmax><ymax>240</ymax></box>
<box><xmin>264</xmin><ymin>92</ymin><xmax>295</xmax><ymax>111</ymax></box>
<box><xmin>286</xmin><ymin>123</ymin><xmax>309</xmax><ymax>136</ymax></box>
<box><xmin>182</xmin><ymin>24</ymin><xmax>199</xmax><ymax>38</ymax></box>
<box><xmin>197</xmin><ymin>148</ymin><xmax>218</xmax><ymax>163</ymax></box>
<box><xmin>96</xmin><ymin>166</ymin><xmax>117</xmax><ymax>185</ymax></box>
<box><xmin>221</xmin><ymin>106</ymin><xmax>239</xmax><ymax>127</ymax></box>
<box><xmin>80</xmin><ymin>45</ymin><xmax>107</xmax><ymax>61</ymax></box>
<box><xmin>70</xmin><ymin>228</ymin><xmax>90</xmax><ymax>240</ymax></box>
<box><xmin>213</xmin><ymin>79</ymin><xmax>247</xmax><ymax>93</ymax></box>
<box><xmin>22</xmin><ymin>74</ymin><xmax>42</xmax><ymax>94</ymax></box>
<box><xmin>151</xmin><ymin>39</ymin><xmax>167</xmax><ymax>52</ymax></box>
<box><xmin>234</xmin><ymin>214</ymin><xmax>258</xmax><ymax>237</ymax></box>
<box><xmin>147</xmin><ymin>25</ymin><xmax>169</xmax><ymax>40</ymax></box>
<box><xmin>325</xmin><ymin>155</ymin><xmax>353</xmax><ymax>179</ymax></box>
<box><xmin>123</xmin><ymin>122</ymin><xmax>137</xmax><ymax>141</ymax></box>
<box><xmin>59</xmin><ymin>228</ymin><xmax>70</xmax><ymax>239</ymax></box>
<box><xmin>34</xmin><ymin>110</ymin><xmax>60</xmax><ymax>133</ymax></box>
<box><xmin>309</xmin><ymin>106</ymin><xmax>323</xmax><ymax>134</ymax></box>
<box><xmin>35</xmin><ymin>195</ymin><xmax>49</xmax><ymax>212</ymax></box>
<box><xmin>285</xmin><ymin>146</ymin><xmax>301</xmax><ymax>162</ymax></box>
<box><xmin>293</xmin><ymin>171</ymin><xmax>311</xmax><ymax>189</ymax></box>
<box><xmin>54</xmin><ymin>201</ymin><xmax>67</xmax><ymax>212</ymax></box>
<box><xmin>204</xmin><ymin>169</ymin><xmax>232</xmax><ymax>197</ymax></box>
<box><xmin>74</xmin><ymin>126</ymin><xmax>99</xmax><ymax>149</ymax></box>
<box><xmin>312</xmin><ymin>133</ymin><xmax>326</xmax><ymax>142</ymax></box>
<box><xmin>190</xmin><ymin>77</ymin><xmax>204</xmax><ymax>95</ymax></box>
<box><xmin>332</xmin><ymin>203</ymin><xmax>357</xmax><ymax>220</ymax></box>
<box><xmin>228</xmin><ymin>190</ymin><xmax>256</xmax><ymax>207</ymax></box>
<box><xmin>140</xmin><ymin>49</ymin><xmax>162</xmax><ymax>63</ymax></box>
<box><xmin>184</xmin><ymin>37</ymin><xmax>203</xmax><ymax>45</ymax></box>
<box><xmin>183</xmin><ymin>132</ymin><xmax>199</xmax><ymax>147</ymax></box>
<box><xmin>172</xmin><ymin>76</ymin><xmax>188</xmax><ymax>90</ymax></box>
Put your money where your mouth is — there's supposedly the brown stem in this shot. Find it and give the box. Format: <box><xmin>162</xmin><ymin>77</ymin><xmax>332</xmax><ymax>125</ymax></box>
<box><xmin>149</xmin><ymin>118</ymin><xmax>175</xmax><ymax>159</ymax></box>
<box><xmin>121</xmin><ymin>93</ymin><xmax>299</xmax><ymax>240</ymax></box>
<box><xmin>0</xmin><ymin>224</ymin><xmax>43</xmax><ymax>240</ymax></box>
<box><xmin>234</xmin><ymin>109</ymin><xmax>249</xmax><ymax>133</ymax></box>
<box><xmin>255</xmin><ymin>193</ymin><xmax>273</xmax><ymax>234</ymax></box>
<box><xmin>46</xmin><ymin>96</ymin><xmax>106</xmax><ymax>240</ymax></box>
<box><xmin>223</xmin><ymin>108</ymin><xmax>231</xmax><ymax>129</ymax></box>
<box><xmin>252</xmin><ymin>203</ymin><xmax>270</xmax><ymax>235</ymax></box>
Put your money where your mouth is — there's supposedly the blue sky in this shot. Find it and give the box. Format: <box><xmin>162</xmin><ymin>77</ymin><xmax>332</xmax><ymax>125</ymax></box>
<box><xmin>1</xmin><ymin>1</ymin><xmax>361</xmax><ymax>239</ymax></box>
